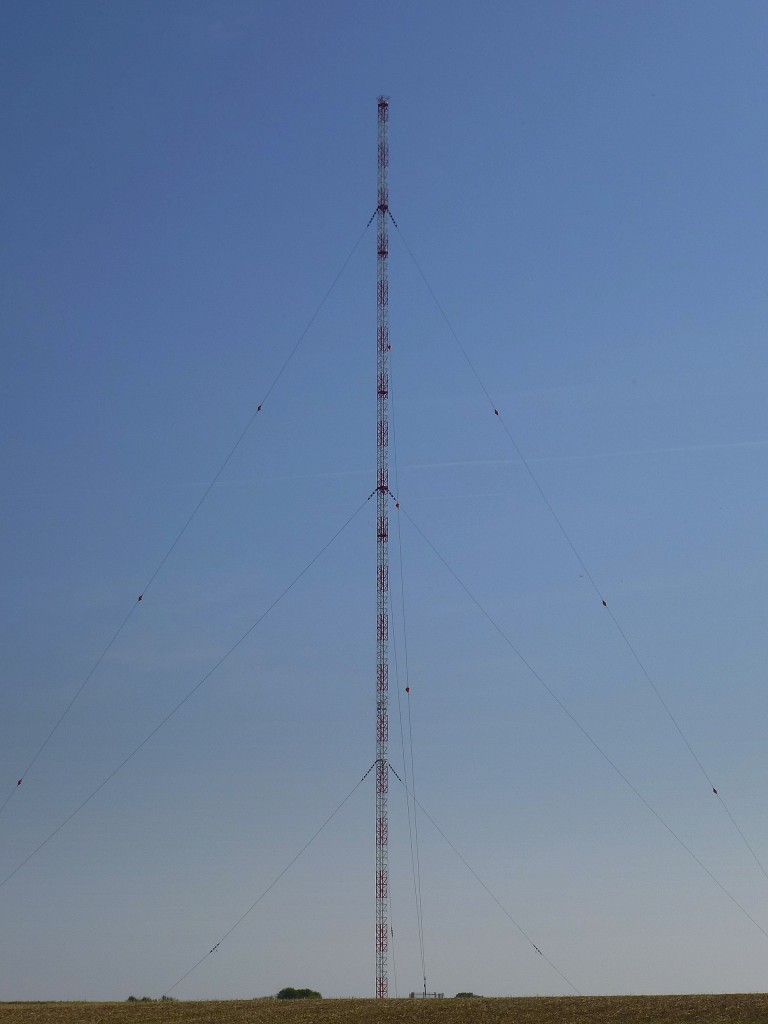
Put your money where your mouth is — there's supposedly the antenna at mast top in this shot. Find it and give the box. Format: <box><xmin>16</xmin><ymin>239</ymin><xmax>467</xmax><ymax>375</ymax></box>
<box><xmin>377</xmin><ymin>98</ymin><xmax>389</xmax><ymax>213</ymax></box>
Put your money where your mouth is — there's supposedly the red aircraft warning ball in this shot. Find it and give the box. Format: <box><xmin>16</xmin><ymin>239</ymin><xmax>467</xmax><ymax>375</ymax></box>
<box><xmin>405</xmin><ymin>687</ymin><xmax>410</xmax><ymax>693</ymax></box>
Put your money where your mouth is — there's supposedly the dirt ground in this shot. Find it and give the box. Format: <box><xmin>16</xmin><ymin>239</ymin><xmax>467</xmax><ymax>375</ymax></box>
<box><xmin>1</xmin><ymin>994</ymin><xmax>767</xmax><ymax>1024</ymax></box>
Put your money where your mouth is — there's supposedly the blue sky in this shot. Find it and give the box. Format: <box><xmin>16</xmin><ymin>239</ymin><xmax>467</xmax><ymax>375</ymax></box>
<box><xmin>3</xmin><ymin>0</ymin><xmax>768</xmax><ymax>1001</ymax></box>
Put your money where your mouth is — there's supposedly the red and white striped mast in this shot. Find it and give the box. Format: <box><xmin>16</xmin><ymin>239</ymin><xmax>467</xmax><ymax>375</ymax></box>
<box><xmin>374</xmin><ymin>95</ymin><xmax>390</xmax><ymax>1000</ymax></box>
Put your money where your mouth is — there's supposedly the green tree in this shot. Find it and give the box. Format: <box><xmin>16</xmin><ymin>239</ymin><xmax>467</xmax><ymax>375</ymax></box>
<box><xmin>276</xmin><ymin>987</ymin><xmax>322</xmax><ymax>1000</ymax></box>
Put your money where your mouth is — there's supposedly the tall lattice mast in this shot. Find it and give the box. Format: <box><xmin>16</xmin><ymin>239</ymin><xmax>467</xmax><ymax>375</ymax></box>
<box><xmin>375</xmin><ymin>95</ymin><xmax>390</xmax><ymax>1000</ymax></box>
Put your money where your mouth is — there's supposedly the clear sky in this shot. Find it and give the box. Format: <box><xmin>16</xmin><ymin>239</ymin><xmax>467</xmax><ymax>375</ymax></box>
<box><xmin>3</xmin><ymin>0</ymin><xmax>768</xmax><ymax>1002</ymax></box>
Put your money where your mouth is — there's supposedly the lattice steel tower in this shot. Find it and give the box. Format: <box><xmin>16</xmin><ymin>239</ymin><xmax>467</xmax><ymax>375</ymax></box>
<box><xmin>374</xmin><ymin>95</ymin><xmax>390</xmax><ymax>1000</ymax></box>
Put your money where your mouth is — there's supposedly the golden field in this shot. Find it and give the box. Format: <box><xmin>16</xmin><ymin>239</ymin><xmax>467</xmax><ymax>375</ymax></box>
<box><xmin>1</xmin><ymin>995</ymin><xmax>768</xmax><ymax>1024</ymax></box>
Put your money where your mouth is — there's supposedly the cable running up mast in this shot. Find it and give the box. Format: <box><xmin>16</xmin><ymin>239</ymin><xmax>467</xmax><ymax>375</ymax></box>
<box><xmin>375</xmin><ymin>95</ymin><xmax>391</xmax><ymax>1000</ymax></box>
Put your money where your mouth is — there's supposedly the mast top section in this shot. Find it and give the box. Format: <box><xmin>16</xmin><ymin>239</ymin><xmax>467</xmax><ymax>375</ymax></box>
<box><xmin>377</xmin><ymin>98</ymin><xmax>389</xmax><ymax>213</ymax></box>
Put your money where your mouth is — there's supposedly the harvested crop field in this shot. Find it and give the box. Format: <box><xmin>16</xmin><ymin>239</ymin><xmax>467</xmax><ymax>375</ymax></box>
<box><xmin>1</xmin><ymin>995</ymin><xmax>767</xmax><ymax>1024</ymax></box>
